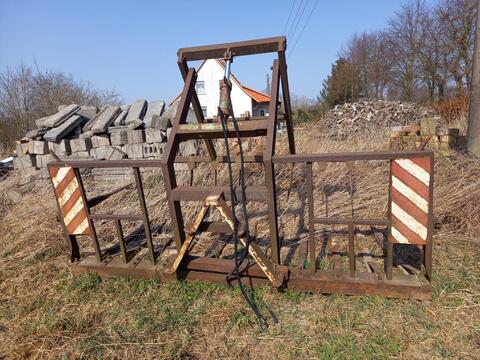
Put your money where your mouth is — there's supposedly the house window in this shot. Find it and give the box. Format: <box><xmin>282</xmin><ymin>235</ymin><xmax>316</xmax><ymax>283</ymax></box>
<box><xmin>259</xmin><ymin>109</ymin><xmax>265</xmax><ymax>117</ymax></box>
<box><xmin>196</xmin><ymin>81</ymin><xmax>205</xmax><ymax>95</ymax></box>
<box><xmin>201</xmin><ymin>106</ymin><xmax>208</xmax><ymax>118</ymax></box>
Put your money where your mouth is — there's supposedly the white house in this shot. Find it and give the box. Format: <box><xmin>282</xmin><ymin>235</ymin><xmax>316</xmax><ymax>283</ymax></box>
<box><xmin>170</xmin><ymin>59</ymin><xmax>271</xmax><ymax>119</ymax></box>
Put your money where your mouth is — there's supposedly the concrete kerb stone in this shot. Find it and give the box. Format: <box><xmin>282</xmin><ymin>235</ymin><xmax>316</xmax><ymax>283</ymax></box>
<box><xmin>125</xmin><ymin>99</ymin><xmax>147</xmax><ymax>124</ymax></box>
<box><xmin>127</xmin><ymin>129</ymin><xmax>145</xmax><ymax>144</ymax></box>
<box><xmin>28</xmin><ymin>140</ymin><xmax>48</xmax><ymax>155</ymax></box>
<box><xmin>92</xmin><ymin>134</ymin><xmax>111</xmax><ymax>148</ymax></box>
<box><xmin>110</xmin><ymin>130</ymin><xmax>129</xmax><ymax>146</ymax></box>
<box><xmin>70</xmin><ymin>138</ymin><xmax>92</xmax><ymax>152</ymax></box>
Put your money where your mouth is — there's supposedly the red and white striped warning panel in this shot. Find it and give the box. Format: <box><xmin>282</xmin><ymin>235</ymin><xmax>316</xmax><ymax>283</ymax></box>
<box><xmin>390</xmin><ymin>157</ymin><xmax>432</xmax><ymax>245</ymax></box>
<box><xmin>48</xmin><ymin>166</ymin><xmax>92</xmax><ymax>235</ymax></box>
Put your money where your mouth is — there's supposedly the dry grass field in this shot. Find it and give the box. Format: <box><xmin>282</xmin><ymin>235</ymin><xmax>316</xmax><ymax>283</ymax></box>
<box><xmin>0</xmin><ymin>123</ymin><xmax>479</xmax><ymax>359</ymax></box>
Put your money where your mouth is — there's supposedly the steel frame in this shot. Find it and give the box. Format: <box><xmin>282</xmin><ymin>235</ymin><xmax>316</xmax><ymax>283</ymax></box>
<box><xmin>47</xmin><ymin>37</ymin><xmax>434</xmax><ymax>300</ymax></box>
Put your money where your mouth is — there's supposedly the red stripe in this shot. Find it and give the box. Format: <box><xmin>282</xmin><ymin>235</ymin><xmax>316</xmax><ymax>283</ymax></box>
<box><xmin>390</xmin><ymin>188</ymin><xmax>428</xmax><ymax>226</ymax></box>
<box><xmin>60</xmin><ymin>187</ymin><xmax>82</xmax><ymax>219</ymax></box>
<box><xmin>391</xmin><ymin>161</ymin><xmax>429</xmax><ymax>201</ymax></box>
<box><xmin>409</xmin><ymin>156</ymin><xmax>431</xmax><ymax>173</ymax></box>
<box><xmin>66</xmin><ymin>209</ymin><xmax>88</xmax><ymax>234</ymax></box>
<box><xmin>54</xmin><ymin>170</ymin><xmax>76</xmax><ymax>196</ymax></box>
<box><xmin>48</xmin><ymin>166</ymin><xmax>59</xmax><ymax>178</ymax></box>
<box><xmin>391</xmin><ymin>214</ymin><xmax>426</xmax><ymax>244</ymax></box>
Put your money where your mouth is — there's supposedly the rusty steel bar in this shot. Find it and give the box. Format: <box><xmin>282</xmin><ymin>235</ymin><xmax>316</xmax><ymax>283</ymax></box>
<box><xmin>264</xmin><ymin>59</ymin><xmax>281</xmax><ymax>264</ymax></box>
<box><xmin>177</xmin><ymin>58</ymin><xmax>217</xmax><ymax>160</ymax></box>
<box><xmin>273</xmin><ymin>150</ymin><xmax>434</xmax><ymax>163</ymax></box>
<box><xmin>348</xmin><ymin>224</ymin><xmax>355</xmax><ymax>277</ymax></box>
<box><xmin>278</xmin><ymin>50</ymin><xmax>296</xmax><ymax>155</ymax></box>
<box><xmin>425</xmin><ymin>155</ymin><xmax>435</xmax><ymax>281</ymax></box>
<box><xmin>177</xmin><ymin>36</ymin><xmax>286</xmax><ymax>62</ymax></box>
<box><xmin>314</xmin><ymin>218</ymin><xmax>388</xmax><ymax>226</ymax></box>
<box><xmin>386</xmin><ymin>159</ymin><xmax>394</xmax><ymax>280</ymax></box>
<box><xmin>115</xmin><ymin>219</ymin><xmax>128</xmax><ymax>264</ymax></box>
<box><xmin>74</xmin><ymin>168</ymin><xmax>102</xmax><ymax>262</ymax></box>
<box><xmin>133</xmin><ymin>167</ymin><xmax>156</xmax><ymax>265</ymax></box>
<box><xmin>160</xmin><ymin>68</ymin><xmax>198</xmax><ymax>250</ymax></box>
<box><xmin>89</xmin><ymin>214</ymin><xmax>142</xmax><ymax>221</ymax></box>
<box><xmin>306</xmin><ymin>162</ymin><xmax>316</xmax><ymax>274</ymax></box>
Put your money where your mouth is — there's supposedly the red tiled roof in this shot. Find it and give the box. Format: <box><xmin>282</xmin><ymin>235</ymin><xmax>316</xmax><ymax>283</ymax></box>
<box><xmin>241</xmin><ymin>85</ymin><xmax>270</xmax><ymax>103</ymax></box>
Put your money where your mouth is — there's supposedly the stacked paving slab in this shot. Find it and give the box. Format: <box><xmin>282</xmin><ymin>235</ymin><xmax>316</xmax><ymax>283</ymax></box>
<box><xmin>388</xmin><ymin>118</ymin><xmax>465</xmax><ymax>151</ymax></box>
<box><xmin>13</xmin><ymin>100</ymin><xmax>177</xmax><ymax>171</ymax></box>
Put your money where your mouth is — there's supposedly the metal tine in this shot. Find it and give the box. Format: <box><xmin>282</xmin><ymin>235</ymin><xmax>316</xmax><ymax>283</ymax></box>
<box><xmin>348</xmin><ymin>223</ymin><xmax>356</xmax><ymax>277</ymax></box>
<box><xmin>187</xmin><ymin>157</ymin><xmax>196</xmax><ymax>186</ymax></box>
<box><xmin>286</xmin><ymin>163</ymin><xmax>295</xmax><ymax>199</ymax></box>
<box><xmin>306</xmin><ymin>162</ymin><xmax>316</xmax><ymax>274</ymax></box>
<box><xmin>211</xmin><ymin>160</ymin><xmax>219</xmax><ymax>186</ymax></box>
<box><xmin>74</xmin><ymin>168</ymin><xmax>102</xmax><ymax>263</ymax></box>
<box><xmin>317</xmin><ymin>162</ymin><xmax>328</xmax><ymax>216</ymax></box>
<box><xmin>346</xmin><ymin>161</ymin><xmax>355</xmax><ymax>217</ymax></box>
<box><xmin>133</xmin><ymin>167</ymin><xmax>156</xmax><ymax>265</ymax></box>
<box><xmin>115</xmin><ymin>219</ymin><xmax>128</xmax><ymax>263</ymax></box>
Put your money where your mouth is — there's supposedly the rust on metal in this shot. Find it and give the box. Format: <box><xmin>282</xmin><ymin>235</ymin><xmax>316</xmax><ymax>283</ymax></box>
<box><xmin>45</xmin><ymin>37</ymin><xmax>434</xmax><ymax>300</ymax></box>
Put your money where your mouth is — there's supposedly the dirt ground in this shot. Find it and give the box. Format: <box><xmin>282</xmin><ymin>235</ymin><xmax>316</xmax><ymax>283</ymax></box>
<box><xmin>0</xmin><ymin>126</ymin><xmax>479</xmax><ymax>359</ymax></box>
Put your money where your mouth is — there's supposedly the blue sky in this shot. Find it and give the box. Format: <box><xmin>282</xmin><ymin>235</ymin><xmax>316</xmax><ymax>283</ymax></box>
<box><xmin>0</xmin><ymin>0</ymin><xmax>435</xmax><ymax>104</ymax></box>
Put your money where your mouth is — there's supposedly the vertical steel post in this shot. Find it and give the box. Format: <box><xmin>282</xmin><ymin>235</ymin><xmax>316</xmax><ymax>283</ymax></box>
<box><xmin>161</xmin><ymin>68</ymin><xmax>197</xmax><ymax>250</ymax></box>
<box><xmin>264</xmin><ymin>59</ymin><xmax>281</xmax><ymax>264</ymax></box>
<box><xmin>348</xmin><ymin>223</ymin><xmax>356</xmax><ymax>277</ymax></box>
<box><xmin>424</xmin><ymin>155</ymin><xmax>434</xmax><ymax>281</ymax></box>
<box><xmin>386</xmin><ymin>160</ymin><xmax>394</xmax><ymax>280</ymax></box>
<box><xmin>133</xmin><ymin>167</ymin><xmax>156</xmax><ymax>265</ymax></box>
<box><xmin>115</xmin><ymin>219</ymin><xmax>128</xmax><ymax>263</ymax></box>
<box><xmin>178</xmin><ymin>58</ymin><xmax>217</xmax><ymax>160</ymax></box>
<box><xmin>306</xmin><ymin>162</ymin><xmax>316</xmax><ymax>274</ymax></box>
<box><xmin>74</xmin><ymin>168</ymin><xmax>102</xmax><ymax>262</ymax></box>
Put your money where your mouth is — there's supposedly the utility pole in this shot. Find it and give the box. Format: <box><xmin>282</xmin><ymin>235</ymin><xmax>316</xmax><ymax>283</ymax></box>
<box><xmin>468</xmin><ymin>0</ymin><xmax>480</xmax><ymax>155</ymax></box>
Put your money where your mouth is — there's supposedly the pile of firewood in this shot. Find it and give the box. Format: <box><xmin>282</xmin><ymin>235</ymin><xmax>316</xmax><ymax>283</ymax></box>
<box><xmin>317</xmin><ymin>100</ymin><xmax>439</xmax><ymax>134</ymax></box>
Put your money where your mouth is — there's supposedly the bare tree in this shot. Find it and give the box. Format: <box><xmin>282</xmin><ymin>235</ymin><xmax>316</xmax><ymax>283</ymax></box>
<box><xmin>0</xmin><ymin>64</ymin><xmax>120</xmax><ymax>147</ymax></box>
<box><xmin>386</xmin><ymin>0</ymin><xmax>428</xmax><ymax>101</ymax></box>
<box><xmin>437</xmin><ymin>0</ymin><xmax>476</xmax><ymax>94</ymax></box>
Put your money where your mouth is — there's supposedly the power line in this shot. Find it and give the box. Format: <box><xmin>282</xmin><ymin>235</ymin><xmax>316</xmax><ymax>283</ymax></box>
<box><xmin>288</xmin><ymin>0</ymin><xmax>319</xmax><ymax>58</ymax></box>
<box><xmin>286</xmin><ymin>0</ymin><xmax>305</xmax><ymax>39</ymax></box>
<box><xmin>282</xmin><ymin>0</ymin><xmax>297</xmax><ymax>35</ymax></box>
<box><xmin>288</xmin><ymin>0</ymin><xmax>310</xmax><ymax>41</ymax></box>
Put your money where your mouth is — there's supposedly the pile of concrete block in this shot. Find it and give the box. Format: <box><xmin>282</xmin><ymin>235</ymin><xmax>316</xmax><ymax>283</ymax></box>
<box><xmin>388</xmin><ymin>118</ymin><xmax>467</xmax><ymax>151</ymax></box>
<box><xmin>13</xmin><ymin>99</ymin><xmax>174</xmax><ymax>171</ymax></box>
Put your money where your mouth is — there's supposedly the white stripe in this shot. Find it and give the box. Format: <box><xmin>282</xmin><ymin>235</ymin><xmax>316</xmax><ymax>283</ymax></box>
<box><xmin>58</xmin><ymin>178</ymin><xmax>79</xmax><ymax>207</ymax></box>
<box><xmin>391</xmin><ymin>226</ymin><xmax>410</xmax><ymax>244</ymax></box>
<box><xmin>72</xmin><ymin>217</ymin><xmax>89</xmax><ymax>235</ymax></box>
<box><xmin>52</xmin><ymin>167</ymin><xmax>71</xmax><ymax>188</ymax></box>
<box><xmin>391</xmin><ymin>202</ymin><xmax>427</xmax><ymax>240</ymax></box>
<box><xmin>392</xmin><ymin>176</ymin><xmax>428</xmax><ymax>212</ymax></box>
<box><xmin>63</xmin><ymin>197</ymin><xmax>84</xmax><ymax>226</ymax></box>
<box><xmin>395</xmin><ymin>159</ymin><xmax>430</xmax><ymax>186</ymax></box>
